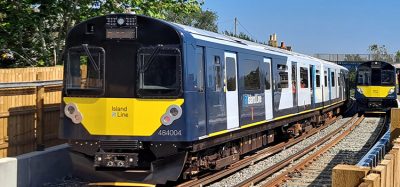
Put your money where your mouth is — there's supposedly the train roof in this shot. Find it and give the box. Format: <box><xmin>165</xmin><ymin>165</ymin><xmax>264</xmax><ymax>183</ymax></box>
<box><xmin>72</xmin><ymin>14</ymin><xmax>346</xmax><ymax>70</ymax></box>
<box><xmin>357</xmin><ymin>61</ymin><xmax>396</xmax><ymax>70</ymax></box>
<box><xmin>169</xmin><ymin>22</ymin><xmax>346</xmax><ymax>70</ymax></box>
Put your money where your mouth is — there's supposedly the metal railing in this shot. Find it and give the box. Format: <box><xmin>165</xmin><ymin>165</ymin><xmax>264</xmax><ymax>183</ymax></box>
<box><xmin>314</xmin><ymin>54</ymin><xmax>398</xmax><ymax>63</ymax></box>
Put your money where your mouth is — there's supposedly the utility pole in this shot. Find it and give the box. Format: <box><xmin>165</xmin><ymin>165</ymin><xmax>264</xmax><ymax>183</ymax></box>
<box><xmin>234</xmin><ymin>17</ymin><xmax>237</xmax><ymax>36</ymax></box>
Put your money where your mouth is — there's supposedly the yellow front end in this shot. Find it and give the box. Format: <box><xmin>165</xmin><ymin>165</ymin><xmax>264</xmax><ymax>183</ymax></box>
<box><xmin>356</xmin><ymin>86</ymin><xmax>395</xmax><ymax>98</ymax></box>
<box><xmin>64</xmin><ymin>97</ymin><xmax>184</xmax><ymax>136</ymax></box>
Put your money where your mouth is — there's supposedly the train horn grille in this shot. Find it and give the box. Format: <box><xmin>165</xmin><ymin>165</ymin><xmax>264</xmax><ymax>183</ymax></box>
<box><xmin>99</xmin><ymin>140</ymin><xmax>142</xmax><ymax>150</ymax></box>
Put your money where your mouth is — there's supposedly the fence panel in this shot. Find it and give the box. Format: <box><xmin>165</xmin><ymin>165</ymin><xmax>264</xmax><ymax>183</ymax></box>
<box><xmin>0</xmin><ymin>66</ymin><xmax>64</xmax><ymax>157</ymax></box>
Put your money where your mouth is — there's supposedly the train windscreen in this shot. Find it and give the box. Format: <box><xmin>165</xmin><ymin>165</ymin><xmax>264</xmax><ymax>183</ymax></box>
<box><xmin>357</xmin><ymin>63</ymin><xmax>395</xmax><ymax>86</ymax></box>
<box><xmin>65</xmin><ymin>45</ymin><xmax>105</xmax><ymax>96</ymax></box>
<box><xmin>137</xmin><ymin>47</ymin><xmax>182</xmax><ymax>97</ymax></box>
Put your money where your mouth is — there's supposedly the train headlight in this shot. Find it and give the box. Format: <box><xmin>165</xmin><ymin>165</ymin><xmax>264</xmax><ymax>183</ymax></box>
<box><xmin>388</xmin><ymin>88</ymin><xmax>395</xmax><ymax>95</ymax></box>
<box><xmin>161</xmin><ymin>105</ymin><xmax>182</xmax><ymax>126</ymax></box>
<box><xmin>67</xmin><ymin>106</ymin><xmax>75</xmax><ymax>115</ymax></box>
<box><xmin>117</xmin><ymin>17</ymin><xmax>125</xmax><ymax>26</ymax></box>
<box><xmin>161</xmin><ymin>114</ymin><xmax>172</xmax><ymax>126</ymax></box>
<box><xmin>64</xmin><ymin>103</ymin><xmax>83</xmax><ymax>124</ymax></box>
<box><xmin>357</xmin><ymin>88</ymin><xmax>364</xmax><ymax>95</ymax></box>
<box><xmin>168</xmin><ymin>105</ymin><xmax>182</xmax><ymax>118</ymax></box>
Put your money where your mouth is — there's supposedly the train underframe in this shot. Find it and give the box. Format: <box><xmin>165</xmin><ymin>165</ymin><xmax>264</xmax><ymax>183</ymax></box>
<box><xmin>356</xmin><ymin>98</ymin><xmax>398</xmax><ymax>112</ymax></box>
<box><xmin>69</xmin><ymin>102</ymin><xmax>344</xmax><ymax>184</ymax></box>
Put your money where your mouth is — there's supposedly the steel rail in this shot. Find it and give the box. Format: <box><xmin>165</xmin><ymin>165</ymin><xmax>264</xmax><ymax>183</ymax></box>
<box><xmin>259</xmin><ymin>114</ymin><xmax>365</xmax><ymax>187</ymax></box>
<box><xmin>233</xmin><ymin>113</ymin><xmax>361</xmax><ymax>187</ymax></box>
<box><xmin>177</xmin><ymin>116</ymin><xmax>341</xmax><ymax>187</ymax></box>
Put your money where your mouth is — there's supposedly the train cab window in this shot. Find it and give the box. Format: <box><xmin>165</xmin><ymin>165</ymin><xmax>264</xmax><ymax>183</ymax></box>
<box><xmin>277</xmin><ymin>64</ymin><xmax>288</xmax><ymax>88</ymax></box>
<box><xmin>137</xmin><ymin>47</ymin><xmax>182</xmax><ymax>97</ymax></box>
<box><xmin>358</xmin><ymin>68</ymin><xmax>371</xmax><ymax>85</ymax></box>
<box><xmin>196</xmin><ymin>47</ymin><xmax>205</xmax><ymax>92</ymax></box>
<box><xmin>66</xmin><ymin>45</ymin><xmax>105</xmax><ymax>96</ymax></box>
<box><xmin>300</xmin><ymin>67</ymin><xmax>309</xmax><ymax>88</ymax></box>
<box><xmin>324</xmin><ymin>71</ymin><xmax>328</xmax><ymax>87</ymax></box>
<box><xmin>243</xmin><ymin>59</ymin><xmax>261</xmax><ymax>90</ymax></box>
<box><xmin>226</xmin><ymin>57</ymin><xmax>236</xmax><ymax>91</ymax></box>
<box><xmin>316</xmin><ymin>70</ymin><xmax>321</xmax><ymax>87</ymax></box>
<box><xmin>331</xmin><ymin>72</ymin><xmax>335</xmax><ymax>87</ymax></box>
<box><xmin>382</xmin><ymin>70</ymin><xmax>394</xmax><ymax>85</ymax></box>
<box><xmin>214</xmin><ymin>56</ymin><xmax>222</xmax><ymax>91</ymax></box>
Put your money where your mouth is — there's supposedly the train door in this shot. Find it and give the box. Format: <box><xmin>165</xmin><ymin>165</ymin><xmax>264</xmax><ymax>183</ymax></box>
<box><xmin>299</xmin><ymin>64</ymin><xmax>311</xmax><ymax>111</ymax></box>
<box><xmin>328</xmin><ymin>68</ymin><xmax>332</xmax><ymax>103</ymax></box>
<box><xmin>331</xmin><ymin>69</ymin><xmax>337</xmax><ymax>101</ymax></box>
<box><xmin>310</xmin><ymin>65</ymin><xmax>316</xmax><ymax>108</ymax></box>
<box><xmin>205</xmin><ymin>48</ymin><xmax>226</xmax><ymax>134</ymax></box>
<box><xmin>343</xmin><ymin>70</ymin><xmax>348</xmax><ymax>101</ymax></box>
<box><xmin>338</xmin><ymin>72</ymin><xmax>343</xmax><ymax>101</ymax></box>
<box><xmin>273</xmin><ymin>60</ymin><xmax>291</xmax><ymax>117</ymax></box>
<box><xmin>195</xmin><ymin>46</ymin><xmax>207</xmax><ymax>135</ymax></box>
<box><xmin>292</xmin><ymin>62</ymin><xmax>298</xmax><ymax>112</ymax></box>
<box><xmin>224</xmin><ymin>52</ymin><xmax>239</xmax><ymax>129</ymax></box>
<box><xmin>264</xmin><ymin>58</ymin><xmax>273</xmax><ymax>120</ymax></box>
<box><xmin>315</xmin><ymin>66</ymin><xmax>323</xmax><ymax>107</ymax></box>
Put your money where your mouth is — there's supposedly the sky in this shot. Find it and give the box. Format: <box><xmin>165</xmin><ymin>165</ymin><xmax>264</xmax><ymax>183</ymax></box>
<box><xmin>202</xmin><ymin>0</ymin><xmax>400</xmax><ymax>55</ymax></box>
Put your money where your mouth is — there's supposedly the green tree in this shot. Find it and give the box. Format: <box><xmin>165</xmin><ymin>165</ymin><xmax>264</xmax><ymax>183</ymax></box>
<box><xmin>0</xmin><ymin>0</ymin><xmax>201</xmax><ymax>67</ymax></box>
<box><xmin>344</xmin><ymin>54</ymin><xmax>366</xmax><ymax>62</ymax></box>
<box><xmin>165</xmin><ymin>9</ymin><xmax>218</xmax><ymax>32</ymax></box>
<box><xmin>395</xmin><ymin>50</ymin><xmax>400</xmax><ymax>63</ymax></box>
<box><xmin>224</xmin><ymin>31</ymin><xmax>255</xmax><ymax>42</ymax></box>
<box><xmin>368</xmin><ymin>44</ymin><xmax>393</xmax><ymax>63</ymax></box>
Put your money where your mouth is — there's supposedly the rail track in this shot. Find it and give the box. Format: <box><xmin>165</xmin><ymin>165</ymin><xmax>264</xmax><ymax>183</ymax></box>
<box><xmin>184</xmin><ymin>113</ymin><xmax>388</xmax><ymax>187</ymax></box>
<box><xmin>177</xmin><ymin>114</ymin><xmax>360</xmax><ymax>187</ymax></box>
<box><xmin>239</xmin><ymin>114</ymin><xmax>385</xmax><ymax>187</ymax></box>
<box><xmin>274</xmin><ymin>116</ymin><xmax>386</xmax><ymax>187</ymax></box>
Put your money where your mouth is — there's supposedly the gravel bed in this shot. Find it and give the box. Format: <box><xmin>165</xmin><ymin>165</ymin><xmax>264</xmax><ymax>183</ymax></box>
<box><xmin>208</xmin><ymin>116</ymin><xmax>355</xmax><ymax>187</ymax></box>
<box><xmin>259</xmin><ymin>117</ymin><xmax>382</xmax><ymax>187</ymax></box>
<box><xmin>42</xmin><ymin>176</ymin><xmax>88</xmax><ymax>187</ymax></box>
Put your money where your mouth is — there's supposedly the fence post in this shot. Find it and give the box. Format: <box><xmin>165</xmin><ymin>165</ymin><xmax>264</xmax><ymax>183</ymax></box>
<box><xmin>36</xmin><ymin>72</ymin><xmax>45</xmax><ymax>151</ymax></box>
<box><xmin>332</xmin><ymin>164</ymin><xmax>370</xmax><ymax>187</ymax></box>
<box><xmin>391</xmin><ymin>108</ymin><xmax>400</xmax><ymax>145</ymax></box>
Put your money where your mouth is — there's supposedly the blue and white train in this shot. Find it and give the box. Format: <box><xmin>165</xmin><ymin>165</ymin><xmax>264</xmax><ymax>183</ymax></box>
<box><xmin>61</xmin><ymin>14</ymin><xmax>349</xmax><ymax>184</ymax></box>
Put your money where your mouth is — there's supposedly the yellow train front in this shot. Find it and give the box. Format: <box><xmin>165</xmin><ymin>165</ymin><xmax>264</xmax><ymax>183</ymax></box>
<box><xmin>356</xmin><ymin>61</ymin><xmax>398</xmax><ymax>112</ymax></box>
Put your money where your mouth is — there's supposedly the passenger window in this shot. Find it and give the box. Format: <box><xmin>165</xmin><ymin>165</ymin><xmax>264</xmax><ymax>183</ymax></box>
<box><xmin>324</xmin><ymin>71</ymin><xmax>328</xmax><ymax>87</ymax></box>
<box><xmin>214</xmin><ymin>56</ymin><xmax>222</xmax><ymax>91</ymax></box>
<box><xmin>226</xmin><ymin>57</ymin><xmax>236</xmax><ymax>91</ymax></box>
<box><xmin>338</xmin><ymin>73</ymin><xmax>341</xmax><ymax>86</ymax></box>
<box><xmin>277</xmin><ymin>64</ymin><xmax>288</xmax><ymax>88</ymax></box>
<box><xmin>316</xmin><ymin>70</ymin><xmax>321</xmax><ymax>87</ymax></box>
<box><xmin>196</xmin><ymin>47</ymin><xmax>204</xmax><ymax>92</ymax></box>
<box><xmin>331</xmin><ymin>72</ymin><xmax>335</xmax><ymax>87</ymax></box>
<box><xmin>265</xmin><ymin>60</ymin><xmax>271</xmax><ymax>90</ymax></box>
<box><xmin>243</xmin><ymin>59</ymin><xmax>261</xmax><ymax>90</ymax></box>
<box><xmin>300</xmin><ymin>67</ymin><xmax>309</xmax><ymax>88</ymax></box>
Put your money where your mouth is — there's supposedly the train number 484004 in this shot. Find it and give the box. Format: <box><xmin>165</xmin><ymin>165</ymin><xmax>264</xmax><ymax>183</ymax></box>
<box><xmin>158</xmin><ymin>130</ymin><xmax>182</xmax><ymax>136</ymax></box>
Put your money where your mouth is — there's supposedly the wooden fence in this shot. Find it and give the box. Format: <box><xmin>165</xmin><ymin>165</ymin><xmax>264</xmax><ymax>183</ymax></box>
<box><xmin>0</xmin><ymin>66</ymin><xmax>64</xmax><ymax>158</ymax></box>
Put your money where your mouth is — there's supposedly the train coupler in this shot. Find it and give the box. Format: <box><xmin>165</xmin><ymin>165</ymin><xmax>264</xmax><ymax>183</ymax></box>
<box><xmin>94</xmin><ymin>152</ymin><xmax>138</xmax><ymax>168</ymax></box>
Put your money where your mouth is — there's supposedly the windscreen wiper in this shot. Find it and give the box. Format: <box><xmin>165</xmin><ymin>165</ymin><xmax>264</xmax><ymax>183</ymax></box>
<box><xmin>140</xmin><ymin>45</ymin><xmax>162</xmax><ymax>73</ymax></box>
<box><xmin>82</xmin><ymin>44</ymin><xmax>100</xmax><ymax>71</ymax></box>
